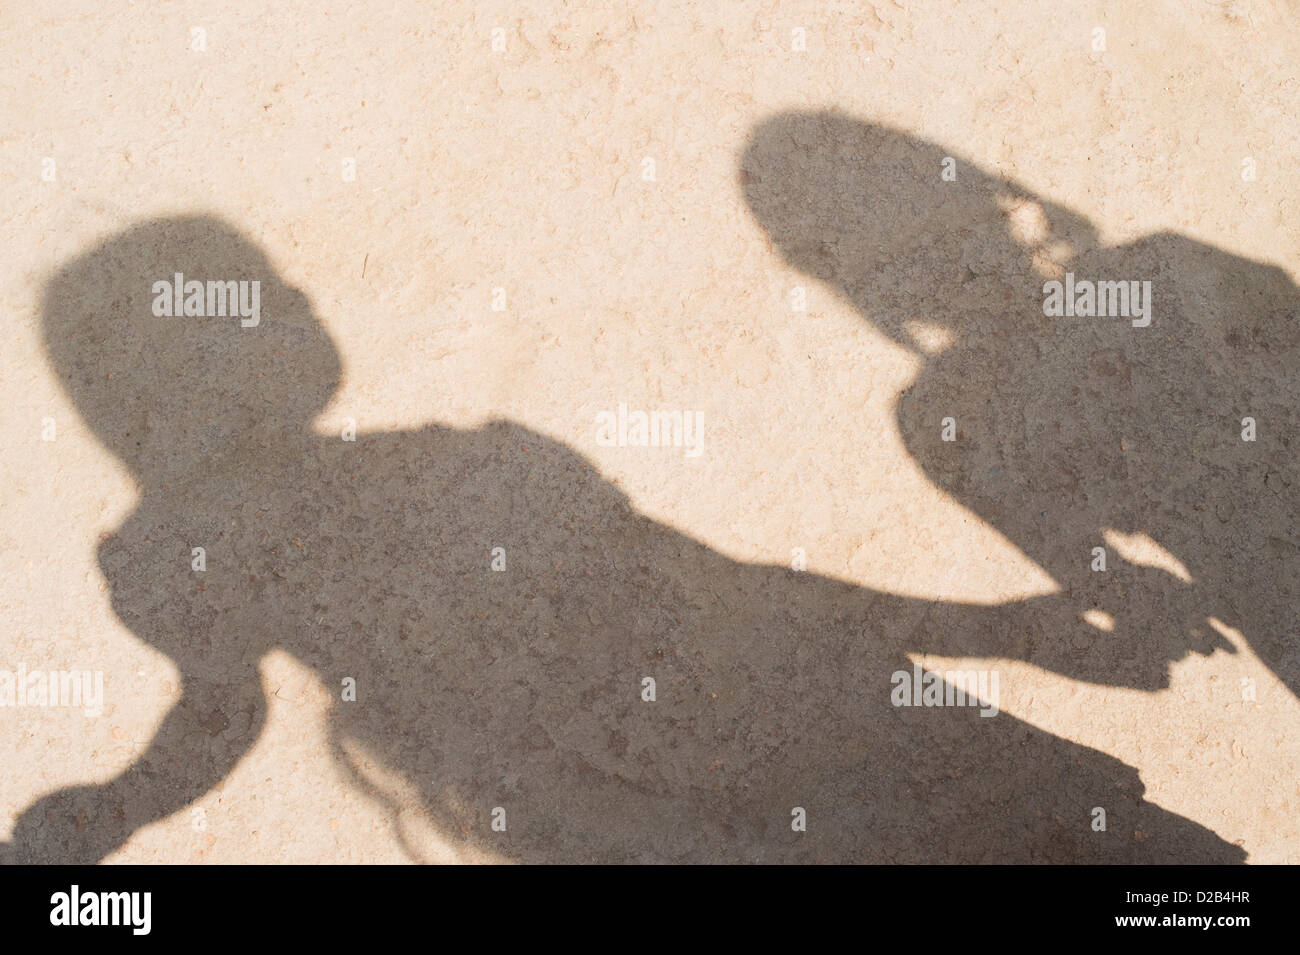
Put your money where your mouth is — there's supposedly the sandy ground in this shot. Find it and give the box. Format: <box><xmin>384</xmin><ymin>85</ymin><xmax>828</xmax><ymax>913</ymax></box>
<box><xmin>0</xmin><ymin>1</ymin><xmax>1296</xmax><ymax>863</ymax></box>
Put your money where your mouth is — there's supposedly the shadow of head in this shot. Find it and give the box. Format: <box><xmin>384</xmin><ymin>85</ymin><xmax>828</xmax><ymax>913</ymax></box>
<box><xmin>739</xmin><ymin>110</ymin><xmax>1097</xmax><ymax>353</ymax></box>
<box><xmin>40</xmin><ymin>215</ymin><xmax>342</xmax><ymax>483</ymax></box>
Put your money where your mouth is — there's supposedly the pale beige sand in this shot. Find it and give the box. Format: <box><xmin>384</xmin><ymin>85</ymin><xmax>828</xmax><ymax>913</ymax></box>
<box><xmin>0</xmin><ymin>1</ymin><xmax>1296</xmax><ymax>862</ymax></box>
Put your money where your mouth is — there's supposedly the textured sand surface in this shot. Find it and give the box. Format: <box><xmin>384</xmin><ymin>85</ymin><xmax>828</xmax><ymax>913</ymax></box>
<box><xmin>0</xmin><ymin>1</ymin><xmax>1296</xmax><ymax>862</ymax></box>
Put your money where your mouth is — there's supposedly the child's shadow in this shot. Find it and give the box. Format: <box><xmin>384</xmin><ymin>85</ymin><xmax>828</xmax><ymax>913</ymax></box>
<box><xmin>5</xmin><ymin>215</ymin><xmax>1244</xmax><ymax>863</ymax></box>
<box><xmin>742</xmin><ymin>111</ymin><xmax>1298</xmax><ymax>704</ymax></box>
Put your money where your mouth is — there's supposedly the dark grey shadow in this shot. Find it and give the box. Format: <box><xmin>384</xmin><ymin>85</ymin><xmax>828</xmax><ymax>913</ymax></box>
<box><xmin>1</xmin><ymin>214</ymin><xmax>1250</xmax><ymax>863</ymax></box>
<box><xmin>741</xmin><ymin>111</ymin><xmax>1297</xmax><ymax>701</ymax></box>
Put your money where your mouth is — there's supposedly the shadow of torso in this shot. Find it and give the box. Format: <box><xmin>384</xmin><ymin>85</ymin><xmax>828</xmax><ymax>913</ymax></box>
<box><xmin>897</xmin><ymin>233</ymin><xmax>1299</xmax><ymax>694</ymax></box>
<box><xmin>738</xmin><ymin>112</ymin><xmax>1297</xmax><ymax>707</ymax></box>
<box><xmin>93</xmin><ymin>419</ymin><xmax>1244</xmax><ymax>863</ymax></box>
